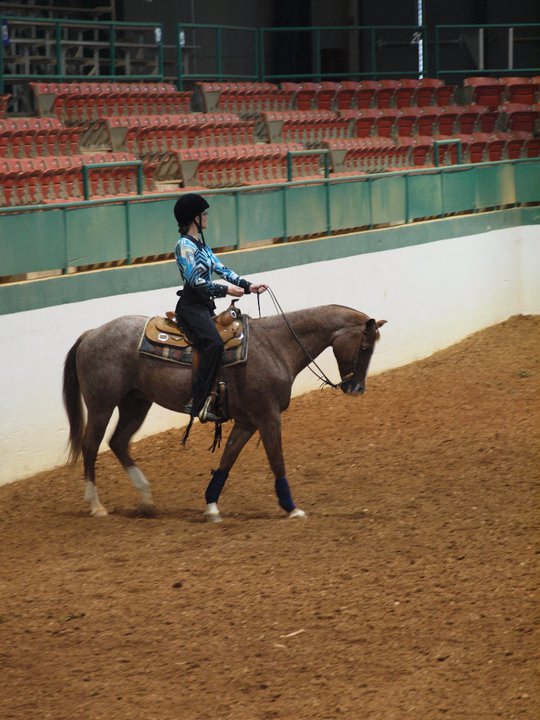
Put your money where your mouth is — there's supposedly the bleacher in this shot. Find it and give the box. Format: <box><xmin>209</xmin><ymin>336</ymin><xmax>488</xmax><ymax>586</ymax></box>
<box><xmin>0</xmin><ymin>76</ymin><xmax>539</xmax><ymax>207</ymax></box>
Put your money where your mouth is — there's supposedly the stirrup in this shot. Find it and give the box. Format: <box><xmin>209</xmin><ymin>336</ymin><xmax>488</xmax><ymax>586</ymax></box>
<box><xmin>199</xmin><ymin>394</ymin><xmax>217</xmax><ymax>423</ymax></box>
<box><xmin>199</xmin><ymin>391</ymin><xmax>227</xmax><ymax>424</ymax></box>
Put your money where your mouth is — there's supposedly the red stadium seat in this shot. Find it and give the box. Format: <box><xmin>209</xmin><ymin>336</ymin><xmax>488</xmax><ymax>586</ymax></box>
<box><xmin>464</xmin><ymin>77</ymin><xmax>504</xmax><ymax>108</ymax></box>
<box><xmin>356</xmin><ymin>81</ymin><xmax>379</xmax><ymax>109</ymax></box>
<box><xmin>499</xmin><ymin>77</ymin><xmax>536</xmax><ymax>106</ymax></box>
<box><xmin>376</xmin><ymin>80</ymin><xmax>400</xmax><ymax>108</ymax></box>
<box><xmin>340</xmin><ymin>109</ymin><xmax>381</xmax><ymax>138</ymax></box>
<box><xmin>334</xmin><ymin>82</ymin><xmax>359</xmax><ymax>111</ymax></box>
<box><xmin>395</xmin><ymin>108</ymin><xmax>420</xmax><ymax>137</ymax></box>
<box><xmin>416</xmin><ymin>107</ymin><xmax>444</xmax><ymax>136</ymax></box>
<box><xmin>395</xmin><ymin>79</ymin><xmax>420</xmax><ymax>108</ymax></box>
<box><xmin>501</xmin><ymin>103</ymin><xmax>538</xmax><ymax>134</ymax></box>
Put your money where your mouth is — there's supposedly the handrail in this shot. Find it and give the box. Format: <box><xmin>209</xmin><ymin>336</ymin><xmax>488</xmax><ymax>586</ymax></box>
<box><xmin>435</xmin><ymin>22</ymin><xmax>540</xmax><ymax>78</ymax></box>
<box><xmin>0</xmin><ymin>15</ymin><xmax>161</xmax><ymax>28</ymax></box>
<box><xmin>3</xmin><ymin>19</ymin><xmax>539</xmax><ymax>92</ymax></box>
<box><xmin>286</xmin><ymin>149</ymin><xmax>330</xmax><ymax>181</ymax></box>
<box><xmin>81</xmin><ymin>161</ymin><xmax>143</xmax><ymax>200</ymax></box>
<box><xmin>433</xmin><ymin>139</ymin><xmax>462</xmax><ymax>166</ymax></box>
<box><xmin>260</xmin><ymin>24</ymin><xmax>426</xmax><ymax>83</ymax></box>
<box><xmin>0</xmin><ymin>15</ymin><xmax>164</xmax><ymax>92</ymax></box>
<box><xmin>176</xmin><ymin>22</ymin><xmax>259</xmax><ymax>90</ymax></box>
<box><xmin>0</xmin><ymin>156</ymin><xmax>535</xmax><ymax>214</ymax></box>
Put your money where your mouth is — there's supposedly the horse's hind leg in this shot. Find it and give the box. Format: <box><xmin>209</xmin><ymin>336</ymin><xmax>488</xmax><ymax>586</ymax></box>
<box><xmin>203</xmin><ymin>421</ymin><xmax>256</xmax><ymax>522</ymax></box>
<box><xmin>83</xmin><ymin>408</ymin><xmax>114</xmax><ymax>517</ymax></box>
<box><xmin>109</xmin><ymin>391</ymin><xmax>154</xmax><ymax>513</ymax></box>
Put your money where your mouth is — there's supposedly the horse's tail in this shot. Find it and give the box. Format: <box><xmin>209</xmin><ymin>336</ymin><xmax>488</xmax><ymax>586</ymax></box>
<box><xmin>63</xmin><ymin>332</ymin><xmax>89</xmax><ymax>465</ymax></box>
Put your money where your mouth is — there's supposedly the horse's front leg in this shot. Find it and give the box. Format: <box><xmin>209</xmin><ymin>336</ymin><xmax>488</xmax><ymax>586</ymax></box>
<box><xmin>258</xmin><ymin>416</ymin><xmax>306</xmax><ymax>520</ymax></box>
<box><xmin>203</xmin><ymin>421</ymin><xmax>256</xmax><ymax>522</ymax></box>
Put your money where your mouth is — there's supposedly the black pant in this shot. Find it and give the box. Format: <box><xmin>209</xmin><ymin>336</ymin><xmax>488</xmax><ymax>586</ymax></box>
<box><xmin>175</xmin><ymin>299</ymin><xmax>224</xmax><ymax>415</ymax></box>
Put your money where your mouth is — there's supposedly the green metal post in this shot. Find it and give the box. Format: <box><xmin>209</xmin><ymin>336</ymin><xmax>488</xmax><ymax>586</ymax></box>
<box><xmin>177</xmin><ymin>25</ymin><xmax>183</xmax><ymax>90</ymax></box>
<box><xmin>315</xmin><ymin>28</ymin><xmax>321</xmax><ymax>82</ymax></box>
<box><xmin>435</xmin><ymin>25</ymin><xmax>440</xmax><ymax>78</ymax></box>
<box><xmin>0</xmin><ymin>19</ymin><xmax>4</xmax><ymax>94</ymax></box>
<box><xmin>370</xmin><ymin>27</ymin><xmax>376</xmax><ymax>79</ymax></box>
<box><xmin>110</xmin><ymin>24</ymin><xmax>116</xmax><ymax>77</ymax></box>
<box><xmin>125</xmin><ymin>200</ymin><xmax>132</xmax><ymax>264</ymax></box>
<box><xmin>254</xmin><ymin>28</ymin><xmax>260</xmax><ymax>82</ymax></box>
<box><xmin>234</xmin><ymin>190</ymin><xmax>240</xmax><ymax>249</ymax></box>
<box><xmin>287</xmin><ymin>152</ymin><xmax>292</xmax><ymax>182</ymax></box>
<box><xmin>157</xmin><ymin>25</ymin><xmax>164</xmax><ymax>79</ymax></box>
<box><xmin>367</xmin><ymin>176</ymin><xmax>373</xmax><ymax>229</ymax></box>
<box><xmin>405</xmin><ymin>172</ymin><xmax>410</xmax><ymax>222</ymax></box>
<box><xmin>259</xmin><ymin>28</ymin><xmax>265</xmax><ymax>81</ymax></box>
<box><xmin>55</xmin><ymin>22</ymin><xmax>62</xmax><ymax>74</ymax></box>
<box><xmin>282</xmin><ymin>184</ymin><xmax>288</xmax><ymax>241</ymax></box>
<box><xmin>216</xmin><ymin>27</ymin><xmax>222</xmax><ymax>80</ymax></box>
<box><xmin>325</xmin><ymin>176</ymin><xmax>331</xmax><ymax>234</ymax></box>
<box><xmin>82</xmin><ymin>165</ymin><xmax>90</xmax><ymax>200</ymax></box>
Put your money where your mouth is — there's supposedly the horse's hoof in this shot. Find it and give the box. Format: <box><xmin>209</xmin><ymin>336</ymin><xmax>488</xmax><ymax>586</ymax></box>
<box><xmin>137</xmin><ymin>503</ymin><xmax>157</xmax><ymax>518</ymax></box>
<box><xmin>288</xmin><ymin>508</ymin><xmax>307</xmax><ymax>520</ymax></box>
<box><xmin>204</xmin><ymin>502</ymin><xmax>222</xmax><ymax>523</ymax></box>
<box><xmin>204</xmin><ymin>511</ymin><xmax>223</xmax><ymax>523</ymax></box>
<box><xmin>90</xmin><ymin>506</ymin><xmax>108</xmax><ymax>517</ymax></box>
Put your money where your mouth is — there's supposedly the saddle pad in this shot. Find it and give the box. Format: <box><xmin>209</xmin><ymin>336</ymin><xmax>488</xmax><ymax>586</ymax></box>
<box><xmin>138</xmin><ymin>315</ymin><xmax>249</xmax><ymax>367</ymax></box>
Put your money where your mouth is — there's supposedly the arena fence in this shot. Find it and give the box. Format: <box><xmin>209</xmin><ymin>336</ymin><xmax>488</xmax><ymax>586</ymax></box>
<box><xmin>1</xmin><ymin>19</ymin><xmax>539</xmax><ymax>95</ymax></box>
<box><xmin>1</xmin><ymin>157</ymin><xmax>538</xmax><ymax>285</ymax></box>
<box><xmin>435</xmin><ymin>24</ymin><xmax>540</xmax><ymax>79</ymax></box>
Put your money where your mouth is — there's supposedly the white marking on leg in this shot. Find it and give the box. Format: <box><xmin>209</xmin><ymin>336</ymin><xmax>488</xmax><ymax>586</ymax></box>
<box><xmin>288</xmin><ymin>508</ymin><xmax>307</xmax><ymax>520</ymax></box>
<box><xmin>204</xmin><ymin>502</ymin><xmax>223</xmax><ymax>523</ymax></box>
<box><xmin>127</xmin><ymin>465</ymin><xmax>154</xmax><ymax>507</ymax></box>
<box><xmin>84</xmin><ymin>480</ymin><xmax>108</xmax><ymax>517</ymax></box>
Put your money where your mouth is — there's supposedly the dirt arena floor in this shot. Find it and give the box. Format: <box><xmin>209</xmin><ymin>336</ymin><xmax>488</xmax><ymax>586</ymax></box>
<box><xmin>1</xmin><ymin>315</ymin><xmax>539</xmax><ymax>720</ymax></box>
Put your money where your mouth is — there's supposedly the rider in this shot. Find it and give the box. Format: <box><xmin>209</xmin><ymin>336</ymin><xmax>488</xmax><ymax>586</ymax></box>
<box><xmin>173</xmin><ymin>193</ymin><xmax>267</xmax><ymax>423</ymax></box>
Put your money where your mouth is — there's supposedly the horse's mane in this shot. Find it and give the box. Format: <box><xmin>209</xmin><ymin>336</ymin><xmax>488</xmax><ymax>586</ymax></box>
<box><xmin>250</xmin><ymin>304</ymin><xmax>368</xmax><ymax>327</ymax></box>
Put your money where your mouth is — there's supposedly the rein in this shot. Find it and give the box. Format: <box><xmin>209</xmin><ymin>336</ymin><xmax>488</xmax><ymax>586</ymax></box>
<box><xmin>263</xmin><ymin>288</ymin><xmax>343</xmax><ymax>390</ymax></box>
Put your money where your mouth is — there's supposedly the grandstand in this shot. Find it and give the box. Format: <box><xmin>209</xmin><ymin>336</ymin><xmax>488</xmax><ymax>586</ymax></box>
<box><xmin>0</xmin><ymin>3</ymin><xmax>539</xmax><ymax>283</ymax></box>
<box><xmin>0</xmin><ymin>76</ymin><xmax>538</xmax><ymax>205</ymax></box>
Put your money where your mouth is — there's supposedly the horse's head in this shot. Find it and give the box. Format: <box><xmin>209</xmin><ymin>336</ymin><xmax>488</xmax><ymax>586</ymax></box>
<box><xmin>332</xmin><ymin>317</ymin><xmax>387</xmax><ymax>395</ymax></box>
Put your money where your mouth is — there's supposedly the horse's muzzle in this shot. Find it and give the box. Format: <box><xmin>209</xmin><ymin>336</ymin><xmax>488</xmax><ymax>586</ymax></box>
<box><xmin>341</xmin><ymin>380</ymin><xmax>365</xmax><ymax>395</ymax></box>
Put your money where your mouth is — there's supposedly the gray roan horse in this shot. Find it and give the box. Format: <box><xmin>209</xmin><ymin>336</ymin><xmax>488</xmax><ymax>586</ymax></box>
<box><xmin>63</xmin><ymin>304</ymin><xmax>386</xmax><ymax>521</ymax></box>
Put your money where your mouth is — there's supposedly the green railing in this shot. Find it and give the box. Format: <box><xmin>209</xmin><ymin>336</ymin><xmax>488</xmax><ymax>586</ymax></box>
<box><xmin>1</xmin><ymin>159</ymin><xmax>538</xmax><ymax>280</ymax></box>
<box><xmin>2</xmin><ymin>19</ymin><xmax>539</xmax><ymax>95</ymax></box>
<box><xmin>81</xmin><ymin>161</ymin><xmax>143</xmax><ymax>199</ymax></box>
<box><xmin>176</xmin><ymin>23</ymin><xmax>426</xmax><ymax>89</ymax></box>
<box><xmin>176</xmin><ymin>23</ymin><xmax>259</xmax><ymax>91</ymax></box>
<box><xmin>258</xmin><ymin>25</ymin><xmax>426</xmax><ymax>83</ymax></box>
<box><xmin>433</xmin><ymin>139</ymin><xmax>463</xmax><ymax>166</ymax></box>
<box><xmin>0</xmin><ymin>15</ymin><xmax>164</xmax><ymax>93</ymax></box>
<box><xmin>435</xmin><ymin>23</ymin><xmax>540</xmax><ymax>78</ymax></box>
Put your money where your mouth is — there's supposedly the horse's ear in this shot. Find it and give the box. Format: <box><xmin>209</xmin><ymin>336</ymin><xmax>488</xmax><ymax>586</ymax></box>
<box><xmin>366</xmin><ymin>318</ymin><xmax>376</xmax><ymax>329</ymax></box>
<box><xmin>376</xmin><ymin>319</ymin><xmax>387</xmax><ymax>328</ymax></box>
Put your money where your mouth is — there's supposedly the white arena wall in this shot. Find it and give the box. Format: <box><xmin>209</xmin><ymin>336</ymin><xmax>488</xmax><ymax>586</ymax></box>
<box><xmin>1</xmin><ymin>223</ymin><xmax>539</xmax><ymax>487</ymax></box>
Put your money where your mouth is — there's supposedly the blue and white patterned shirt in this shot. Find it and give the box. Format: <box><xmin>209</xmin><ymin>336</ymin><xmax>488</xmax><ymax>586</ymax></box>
<box><xmin>175</xmin><ymin>234</ymin><xmax>250</xmax><ymax>304</ymax></box>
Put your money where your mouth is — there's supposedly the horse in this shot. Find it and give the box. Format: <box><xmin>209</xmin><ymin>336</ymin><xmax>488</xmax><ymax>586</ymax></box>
<box><xmin>63</xmin><ymin>304</ymin><xmax>386</xmax><ymax>522</ymax></box>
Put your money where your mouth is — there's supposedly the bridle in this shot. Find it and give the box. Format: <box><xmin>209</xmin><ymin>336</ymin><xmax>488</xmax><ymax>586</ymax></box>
<box><xmin>264</xmin><ymin>288</ymin><xmax>374</xmax><ymax>391</ymax></box>
<box><xmin>338</xmin><ymin>332</ymin><xmax>375</xmax><ymax>387</ymax></box>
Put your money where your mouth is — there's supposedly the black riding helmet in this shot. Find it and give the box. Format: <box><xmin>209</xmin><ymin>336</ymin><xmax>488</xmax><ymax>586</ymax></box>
<box><xmin>174</xmin><ymin>193</ymin><xmax>209</xmax><ymax>235</ymax></box>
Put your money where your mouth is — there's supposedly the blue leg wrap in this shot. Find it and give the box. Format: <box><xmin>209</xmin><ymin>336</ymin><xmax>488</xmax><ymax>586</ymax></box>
<box><xmin>205</xmin><ymin>468</ymin><xmax>229</xmax><ymax>504</ymax></box>
<box><xmin>275</xmin><ymin>477</ymin><xmax>295</xmax><ymax>513</ymax></box>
